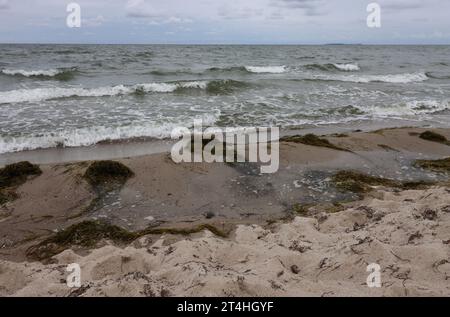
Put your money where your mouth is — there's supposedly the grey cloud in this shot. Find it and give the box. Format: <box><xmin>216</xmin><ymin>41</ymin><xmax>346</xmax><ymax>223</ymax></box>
<box><xmin>126</xmin><ymin>0</ymin><xmax>162</xmax><ymax>18</ymax></box>
<box><xmin>272</xmin><ymin>0</ymin><xmax>326</xmax><ymax>16</ymax></box>
<box><xmin>217</xmin><ymin>5</ymin><xmax>265</xmax><ymax>20</ymax></box>
<box><xmin>0</xmin><ymin>0</ymin><xmax>9</xmax><ymax>10</ymax></box>
<box><xmin>381</xmin><ymin>0</ymin><xmax>424</xmax><ymax>11</ymax></box>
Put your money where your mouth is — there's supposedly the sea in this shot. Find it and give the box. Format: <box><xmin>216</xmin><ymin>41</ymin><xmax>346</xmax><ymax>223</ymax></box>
<box><xmin>1</xmin><ymin>44</ymin><xmax>449</xmax><ymax>154</ymax></box>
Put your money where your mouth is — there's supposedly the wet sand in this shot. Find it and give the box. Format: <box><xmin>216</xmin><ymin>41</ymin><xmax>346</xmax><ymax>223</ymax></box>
<box><xmin>0</xmin><ymin>127</ymin><xmax>449</xmax><ymax>296</ymax></box>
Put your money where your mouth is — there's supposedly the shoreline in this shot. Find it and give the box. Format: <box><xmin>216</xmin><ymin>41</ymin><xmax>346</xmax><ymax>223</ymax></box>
<box><xmin>0</xmin><ymin>119</ymin><xmax>442</xmax><ymax>167</ymax></box>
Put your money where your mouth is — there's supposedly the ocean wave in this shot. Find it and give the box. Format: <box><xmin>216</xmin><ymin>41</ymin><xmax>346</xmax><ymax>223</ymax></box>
<box><xmin>314</xmin><ymin>100</ymin><xmax>448</xmax><ymax>119</ymax></box>
<box><xmin>425</xmin><ymin>72</ymin><xmax>450</xmax><ymax>80</ymax></box>
<box><xmin>304</xmin><ymin>63</ymin><xmax>360</xmax><ymax>72</ymax></box>
<box><xmin>314</xmin><ymin>72</ymin><xmax>429</xmax><ymax>84</ymax></box>
<box><xmin>321</xmin><ymin>105</ymin><xmax>366</xmax><ymax>116</ymax></box>
<box><xmin>245</xmin><ymin>66</ymin><xmax>287</xmax><ymax>73</ymax></box>
<box><xmin>0</xmin><ymin>85</ymin><xmax>132</xmax><ymax>104</ymax></box>
<box><xmin>332</xmin><ymin>63</ymin><xmax>360</xmax><ymax>71</ymax></box>
<box><xmin>0</xmin><ymin>115</ymin><xmax>219</xmax><ymax>154</ymax></box>
<box><xmin>205</xmin><ymin>66</ymin><xmax>287</xmax><ymax>74</ymax></box>
<box><xmin>147</xmin><ymin>69</ymin><xmax>195</xmax><ymax>76</ymax></box>
<box><xmin>0</xmin><ymin>80</ymin><xmax>248</xmax><ymax>104</ymax></box>
<box><xmin>401</xmin><ymin>100</ymin><xmax>449</xmax><ymax>115</ymax></box>
<box><xmin>0</xmin><ymin>67</ymin><xmax>78</xmax><ymax>80</ymax></box>
<box><xmin>206</xmin><ymin>66</ymin><xmax>248</xmax><ymax>74</ymax></box>
<box><xmin>364</xmin><ymin>100</ymin><xmax>449</xmax><ymax>117</ymax></box>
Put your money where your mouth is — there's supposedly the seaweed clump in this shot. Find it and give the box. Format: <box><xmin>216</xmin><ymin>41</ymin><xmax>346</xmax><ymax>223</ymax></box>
<box><xmin>142</xmin><ymin>224</ymin><xmax>228</xmax><ymax>239</ymax></box>
<box><xmin>77</xmin><ymin>161</ymin><xmax>134</xmax><ymax>215</ymax></box>
<box><xmin>0</xmin><ymin>189</ymin><xmax>18</xmax><ymax>205</ymax></box>
<box><xmin>0</xmin><ymin>161</ymin><xmax>42</xmax><ymax>205</ymax></box>
<box><xmin>415</xmin><ymin>157</ymin><xmax>450</xmax><ymax>173</ymax></box>
<box><xmin>292</xmin><ymin>203</ymin><xmax>310</xmax><ymax>215</ymax></box>
<box><xmin>332</xmin><ymin>171</ymin><xmax>397</xmax><ymax>194</ymax></box>
<box><xmin>280</xmin><ymin>134</ymin><xmax>350</xmax><ymax>152</ymax></box>
<box><xmin>419</xmin><ymin>131</ymin><xmax>450</xmax><ymax>146</ymax></box>
<box><xmin>331</xmin><ymin>170</ymin><xmax>433</xmax><ymax>194</ymax></box>
<box><xmin>26</xmin><ymin>221</ymin><xmax>139</xmax><ymax>260</ymax></box>
<box><xmin>27</xmin><ymin>220</ymin><xmax>228</xmax><ymax>260</ymax></box>
<box><xmin>0</xmin><ymin>161</ymin><xmax>42</xmax><ymax>188</ymax></box>
<box><xmin>83</xmin><ymin>160</ymin><xmax>134</xmax><ymax>188</ymax></box>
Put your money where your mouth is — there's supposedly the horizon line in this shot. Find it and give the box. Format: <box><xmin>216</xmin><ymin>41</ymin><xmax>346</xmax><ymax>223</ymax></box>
<box><xmin>1</xmin><ymin>42</ymin><xmax>450</xmax><ymax>46</ymax></box>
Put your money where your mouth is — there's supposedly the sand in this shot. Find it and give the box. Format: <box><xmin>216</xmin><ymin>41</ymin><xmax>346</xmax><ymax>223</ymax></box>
<box><xmin>0</xmin><ymin>186</ymin><xmax>449</xmax><ymax>297</ymax></box>
<box><xmin>0</xmin><ymin>127</ymin><xmax>450</xmax><ymax>296</ymax></box>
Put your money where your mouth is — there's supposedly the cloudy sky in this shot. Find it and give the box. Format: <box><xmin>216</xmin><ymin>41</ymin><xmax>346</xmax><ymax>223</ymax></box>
<box><xmin>0</xmin><ymin>0</ymin><xmax>449</xmax><ymax>44</ymax></box>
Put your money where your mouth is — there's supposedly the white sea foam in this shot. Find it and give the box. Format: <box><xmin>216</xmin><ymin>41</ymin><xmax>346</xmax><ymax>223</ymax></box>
<box><xmin>320</xmin><ymin>72</ymin><xmax>429</xmax><ymax>84</ymax></box>
<box><xmin>332</xmin><ymin>63</ymin><xmax>360</xmax><ymax>71</ymax></box>
<box><xmin>178</xmin><ymin>81</ymin><xmax>209</xmax><ymax>89</ymax></box>
<box><xmin>245</xmin><ymin>66</ymin><xmax>287</xmax><ymax>74</ymax></box>
<box><xmin>136</xmin><ymin>83</ymin><xmax>178</xmax><ymax>93</ymax></box>
<box><xmin>364</xmin><ymin>100</ymin><xmax>449</xmax><ymax>117</ymax></box>
<box><xmin>0</xmin><ymin>114</ymin><xmax>220</xmax><ymax>154</ymax></box>
<box><xmin>0</xmin><ymin>85</ymin><xmax>132</xmax><ymax>104</ymax></box>
<box><xmin>0</xmin><ymin>81</ymin><xmax>210</xmax><ymax>104</ymax></box>
<box><xmin>1</xmin><ymin>68</ymin><xmax>67</xmax><ymax>77</ymax></box>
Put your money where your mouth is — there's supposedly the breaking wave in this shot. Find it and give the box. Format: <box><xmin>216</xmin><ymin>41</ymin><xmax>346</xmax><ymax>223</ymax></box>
<box><xmin>0</xmin><ymin>115</ymin><xmax>220</xmax><ymax>154</ymax></box>
<box><xmin>313</xmin><ymin>72</ymin><xmax>429</xmax><ymax>84</ymax></box>
<box><xmin>366</xmin><ymin>100</ymin><xmax>449</xmax><ymax>117</ymax></box>
<box><xmin>0</xmin><ymin>80</ymin><xmax>249</xmax><ymax>104</ymax></box>
<box><xmin>304</xmin><ymin>63</ymin><xmax>360</xmax><ymax>72</ymax></box>
<box><xmin>332</xmin><ymin>63</ymin><xmax>360</xmax><ymax>71</ymax></box>
<box><xmin>1</xmin><ymin>67</ymin><xmax>78</xmax><ymax>80</ymax></box>
<box><xmin>206</xmin><ymin>66</ymin><xmax>287</xmax><ymax>74</ymax></box>
<box><xmin>244</xmin><ymin>66</ymin><xmax>287</xmax><ymax>73</ymax></box>
<box><xmin>425</xmin><ymin>72</ymin><xmax>450</xmax><ymax>80</ymax></box>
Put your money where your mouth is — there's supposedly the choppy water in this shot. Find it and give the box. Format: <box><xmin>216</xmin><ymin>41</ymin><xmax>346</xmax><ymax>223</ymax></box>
<box><xmin>0</xmin><ymin>44</ymin><xmax>450</xmax><ymax>154</ymax></box>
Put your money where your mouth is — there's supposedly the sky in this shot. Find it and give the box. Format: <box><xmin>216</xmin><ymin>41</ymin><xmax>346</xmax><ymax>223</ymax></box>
<box><xmin>0</xmin><ymin>0</ymin><xmax>449</xmax><ymax>44</ymax></box>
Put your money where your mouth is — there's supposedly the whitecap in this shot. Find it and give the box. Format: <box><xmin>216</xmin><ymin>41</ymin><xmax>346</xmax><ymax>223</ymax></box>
<box><xmin>1</xmin><ymin>68</ymin><xmax>70</xmax><ymax>77</ymax></box>
<box><xmin>0</xmin><ymin>81</ymin><xmax>211</xmax><ymax>104</ymax></box>
<box><xmin>0</xmin><ymin>113</ymin><xmax>220</xmax><ymax>154</ymax></box>
<box><xmin>332</xmin><ymin>63</ymin><xmax>360</xmax><ymax>71</ymax></box>
<box><xmin>245</xmin><ymin>66</ymin><xmax>287</xmax><ymax>74</ymax></box>
<box><xmin>319</xmin><ymin>72</ymin><xmax>429</xmax><ymax>84</ymax></box>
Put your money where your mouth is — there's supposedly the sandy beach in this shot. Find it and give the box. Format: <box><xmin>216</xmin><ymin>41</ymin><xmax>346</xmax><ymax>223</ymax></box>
<box><xmin>1</xmin><ymin>127</ymin><xmax>449</xmax><ymax>296</ymax></box>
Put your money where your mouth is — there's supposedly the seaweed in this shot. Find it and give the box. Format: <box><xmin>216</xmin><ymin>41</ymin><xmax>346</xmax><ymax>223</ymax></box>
<box><xmin>292</xmin><ymin>203</ymin><xmax>310</xmax><ymax>215</ymax></box>
<box><xmin>331</xmin><ymin>170</ymin><xmax>436</xmax><ymax>194</ymax></box>
<box><xmin>415</xmin><ymin>157</ymin><xmax>450</xmax><ymax>173</ymax></box>
<box><xmin>0</xmin><ymin>161</ymin><xmax>42</xmax><ymax>188</ymax></box>
<box><xmin>418</xmin><ymin>131</ymin><xmax>450</xmax><ymax>146</ymax></box>
<box><xmin>280</xmin><ymin>134</ymin><xmax>350</xmax><ymax>152</ymax></box>
<box><xmin>0</xmin><ymin>161</ymin><xmax>42</xmax><ymax>205</ymax></box>
<box><xmin>324</xmin><ymin>203</ymin><xmax>346</xmax><ymax>214</ymax></box>
<box><xmin>401</xmin><ymin>181</ymin><xmax>435</xmax><ymax>190</ymax></box>
<box><xmin>27</xmin><ymin>220</ymin><xmax>228</xmax><ymax>260</ymax></box>
<box><xmin>26</xmin><ymin>221</ymin><xmax>138</xmax><ymax>260</ymax></box>
<box><xmin>331</xmin><ymin>171</ymin><xmax>396</xmax><ymax>193</ymax></box>
<box><xmin>377</xmin><ymin>144</ymin><xmax>399</xmax><ymax>152</ymax></box>
<box><xmin>77</xmin><ymin>161</ymin><xmax>134</xmax><ymax>215</ymax></box>
<box><xmin>83</xmin><ymin>160</ymin><xmax>134</xmax><ymax>187</ymax></box>
<box><xmin>142</xmin><ymin>224</ymin><xmax>228</xmax><ymax>239</ymax></box>
<box><xmin>0</xmin><ymin>189</ymin><xmax>18</xmax><ymax>205</ymax></box>
<box><xmin>332</xmin><ymin>133</ymin><xmax>349</xmax><ymax>138</ymax></box>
